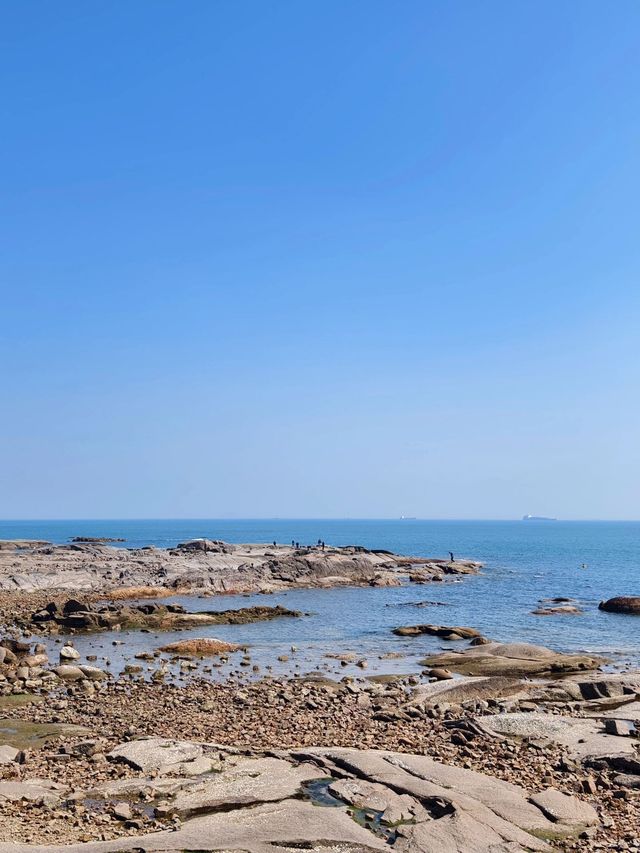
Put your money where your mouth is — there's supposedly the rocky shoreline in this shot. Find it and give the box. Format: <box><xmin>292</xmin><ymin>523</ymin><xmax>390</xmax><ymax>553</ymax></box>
<box><xmin>0</xmin><ymin>539</ymin><xmax>637</xmax><ymax>851</ymax></box>
<box><xmin>0</xmin><ymin>539</ymin><xmax>481</xmax><ymax>595</ymax></box>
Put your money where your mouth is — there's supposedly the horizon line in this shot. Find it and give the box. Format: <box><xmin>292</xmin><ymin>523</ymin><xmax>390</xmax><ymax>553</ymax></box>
<box><xmin>1</xmin><ymin>516</ymin><xmax>639</xmax><ymax>523</ymax></box>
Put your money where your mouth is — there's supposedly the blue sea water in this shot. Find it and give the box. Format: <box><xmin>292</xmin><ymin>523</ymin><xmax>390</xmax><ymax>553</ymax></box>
<box><xmin>0</xmin><ymin>519</ymin><xmax>638</xmax><ymax>673</ymax></box>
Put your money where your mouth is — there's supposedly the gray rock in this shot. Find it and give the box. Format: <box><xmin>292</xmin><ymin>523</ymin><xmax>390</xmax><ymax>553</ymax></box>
<box><xmin>59</xmin><ymin>645</ymin><xmax>80</xmax><ymax>661</ymax></box>
<box><xmin>529</xmin><ymin>788</ymin><xmax>598</xmax><ymax>827</ymax></box>
<box><xmin>154</xmin><ymin>757</ymin><xmax>318</xmax><ymax>818</ymax></box>
<box><xmin>421</xmin><ymin>642</ymin><xmax>604</xmax><ymax>677</ymax></box>
<box><xmin>78</xmin><ymin>664</ymin><xmax>107</xmax><ymax>681</ymax></box>
<box><xmin>0</xmin><ymin>745</ymin><xmax>20</xmax><ymax>764</ymax></box>
<box><xmin>0</xmin><ymin>779</ymin><xmax>68</xmax><ymax>807</ymax></box>
<box><xmin>107</xmin><ymin>737</ymin><xmax>209</xmax><ymax>775</ymax></box>
<box><xmin>52</xmin><ymin>665</ymin><xmax>85</xmax><ymax>681</ymax></box>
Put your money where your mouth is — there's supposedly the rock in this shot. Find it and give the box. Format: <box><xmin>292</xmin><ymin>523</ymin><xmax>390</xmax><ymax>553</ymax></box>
<box><xmin>531</xmin><ymin>605</ymin><xmax>583</xmax><ymax>616</ymax></box>
<box><xmin>476</xmin><ymin>712</ymin><xmax>639</xmax><ymax>763</ymax></box>
<box><xmin>52</xmin><ymin>665</ymin><xmax>85</xmax><ymax>681</ymax></box>
<box><xmin>428</xmin><ymin>668</ymin><xmax>454</xmax><ymax>680</ymax></box>
<box><xmin>614</xmin><ymin>773</ymin><xmax>640</xmax><ymax>789</ymax></box>
<box><xmin>393</xmin><ymin>624</ymin><xmax>481</xmax><ymax>639</ymax></box>
<box><xmin>62</xmin><ymin>599</ymin><xmax>93</xmax><ymax>616</ymax></box>
<box><xmin>528</xmin><ymin>788</ymin><xmax>598</xmax><ymax>827</ymax></box>
<box><xmin>0</xmin><ymin>745</ymin><xmax>21</xmax><ymax>764</ymax></box>
<box><xmin>154</xmin><ymin>756</ymin><xmax>319</xmax><ymax>819</ymax></box>
<box><xmin>421</xmin><ymin>642</ymin><xmax>604</xmax><ymax>677</ymax></box>
<box><xmin>289</xmin><ymin>747</ymin><xmax>588</xmax><ymax>848</ymax></box>
<box><xmin>112</xmin><ymin>802</ymin><xmax>132</xmax><ymax>821</ymax></box>
<box><xmin>0</xmin><ymin>779</ymin><xmax>68</xmax><ymax>807</ymax></box>
<box><xmin>78</xmin><ymin>664</ymin><xmax>107</xmax><ymax>681</ymax></box>
<box><xmin>176</xmin><ymin>539</ymin><xmax>235</xmax><ymax>553</ymax></box>
<box><xmin>158</xmin><ymin>638</ymin><xmax>241</xmax><ymax>656</ymax></box>
<box><xmin>408</xmin><ymin>676</ymin><xmax>530</xmax><ymax>710</ymax></box>
<box><xmin>107</xmin><ymin>737</ymin><xmax>212</xmax><ymax>775</ymax></box>
<box><xmin>328</xmin><ymin>777</ymin><xmax>419</xmax><ymax>825</ymax></box>
<box><xmin>604</xmin><ymin>718</ymin><xmax>632</xmax><ymax>737</ymax></box>
<box><xmin>59</xmin><ymin>645</ymin><xmax>80</xmax><ymax>661</ymax></box>
<box><xmin>599</xmin><ymin>596</ymin><xmax>640</xmax><ymax>614</ymax></box>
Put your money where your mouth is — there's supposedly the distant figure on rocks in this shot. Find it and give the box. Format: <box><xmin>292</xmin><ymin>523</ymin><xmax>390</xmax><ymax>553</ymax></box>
<box><xmin>321</xmin><ymin>541</ymin><xmax>325</xmax><ymax>550</ymax></box>
<box><xmin>273</xmin><ymin>541</ymin><xmax>276</xmax><ymax>547</ymax></box>
<box><xmin>449</xmin><ymin>551</ymin><xmax>455</xmax><ymax>562</ymax></box>
<box><xmin>291</xmin><ymin>540</ymin><xmax>295</xmax><ymax>547</ymax></box>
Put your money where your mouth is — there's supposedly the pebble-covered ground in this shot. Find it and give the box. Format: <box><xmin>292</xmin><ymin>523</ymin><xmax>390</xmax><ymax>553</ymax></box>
<box><xmin>1</xmin><ymin>676</ymin><xmax>638</xmax><ymax>850</ymax></box>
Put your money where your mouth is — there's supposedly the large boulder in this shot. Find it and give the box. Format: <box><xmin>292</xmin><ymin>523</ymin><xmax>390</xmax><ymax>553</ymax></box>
<box><xmin>599</xmin><ymin>596</ymin><xmax>640</xmax><ymax>614</ymax></box>
<box><xmin>176</xmin><ymin>539</ymin><xmax>236</xmax><ymax>554</ymax></box>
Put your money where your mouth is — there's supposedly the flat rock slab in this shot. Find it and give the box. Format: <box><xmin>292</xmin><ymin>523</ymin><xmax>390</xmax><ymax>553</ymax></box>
<box><xmin>477</xmin><ymin>712</ymin><xmax>639</xmax><ymax>762</ymax></box>
<box><xmin>107</xmin><ymin>736</ymin><xmax>212</xmax><ymax>775</ymax></box>
<box><xmin>154</xmin><ymin>756</ymin><xmax>319</xmax><ymax>818</ymax></box>
<box><xmin>0</xmin><ymin>744</ymin><xmax>20</xmax><ymax>764</ymax></box>
<box><xmin>408</xmin><ymin>675</ymin><xmax>530</xmax><ymax>708</ymax></box>
<box><xmin>529</xmin><ymin>788</ymin><xmax>598</xmax><ymax>826</ymax></box>
<box><xmin>0</xmin><ymin>799</ymin><xmax>388</xmax><ymax>853</ymax></box>
<box><xmin>421</xmin><ymin>642</ymin><xmax>604</xmax><ymax>677</ymax></box>
<box><xmin>0</xmin><ymin>779</ymin><xmax>68</xmax><ymax>807</ymax></box>
<box><xmin>0</xmin><ymin>745</ymin><xmax>601</xmax><ymax>853</ymax></box>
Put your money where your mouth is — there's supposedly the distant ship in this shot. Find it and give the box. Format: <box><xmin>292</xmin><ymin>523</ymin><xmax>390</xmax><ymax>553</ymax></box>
<box><xmin>522</xmin><ymin>514</ymin><xmax>557</xmax><ymax>521</ymax></box>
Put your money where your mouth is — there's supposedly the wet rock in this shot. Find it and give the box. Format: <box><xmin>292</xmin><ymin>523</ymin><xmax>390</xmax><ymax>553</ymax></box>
<box><xmin>532</xmin><ymin>605</ymin><xmax>583</xmax><ymax>616</ymax></box>
<box><xmin>393</xmin><ymin>624</ymin><xmax>481</xmax><ymax>640</ymax></box>
<box><xmin>599</xmin><ymin>596</ymin><xmax>640</xmax><ymax>614</ymax></box>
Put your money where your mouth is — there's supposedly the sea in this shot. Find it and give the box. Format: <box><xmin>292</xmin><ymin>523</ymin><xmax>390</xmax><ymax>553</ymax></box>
<box><xmin>0</xmin><ymin>519</ymin><xmax>638</xmax><ymax>677</ymax></box>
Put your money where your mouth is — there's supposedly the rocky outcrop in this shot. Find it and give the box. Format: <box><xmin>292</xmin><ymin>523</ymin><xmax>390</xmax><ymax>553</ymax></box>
<box><xmin>393</xmin><ymin>624</ymin><xmax>482</xmax><ymax>640</ymax></box>
<box><xmin>0</xmin><ymin>540</ymin><xmax>482</xmax><ymax>596</ymax></box>
<box><xmin>421</xmin><ymin>642</ymin><xmax>604</xmax><ymax>677</ymax></box>
<box><xmin>599</xmin><ymin>596</ymin><xmax>640</xmax><ymax>614</ymax></box>
<box><xmin>30</xmin><ymin>599</ymin><xmax>301</xmax><ymax>634</ymax></box>
<box><xmin>0</xmin><ymin>743</ymin><xmax>600</xmax><ymax>852</ymax></box>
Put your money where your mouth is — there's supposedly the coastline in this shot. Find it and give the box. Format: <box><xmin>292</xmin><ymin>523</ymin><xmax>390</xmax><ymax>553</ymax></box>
<box><xmin>0</xmin><ymin>538</ymin><xmax>637</xmax><ymax>850</ymax></box>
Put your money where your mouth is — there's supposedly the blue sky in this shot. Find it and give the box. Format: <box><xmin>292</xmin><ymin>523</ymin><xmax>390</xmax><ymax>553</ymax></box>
<box><xmin>1</xmin><ymin>1</ymin><xmax>639</xmax><ymax>519</ymax></box>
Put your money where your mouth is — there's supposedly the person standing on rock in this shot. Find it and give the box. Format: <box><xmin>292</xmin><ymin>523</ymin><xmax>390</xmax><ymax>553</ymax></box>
<box><xmin>449</xmin><ymin>551</ymin><xmax>455</xmax><ymax>562</ymax></box>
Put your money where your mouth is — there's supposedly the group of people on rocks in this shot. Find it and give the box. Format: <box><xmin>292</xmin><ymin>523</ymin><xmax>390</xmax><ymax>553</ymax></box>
<box><xmin>270</xmin><ymin>539</ymin><xmax>326</xmax><ymax>550</ymax></box>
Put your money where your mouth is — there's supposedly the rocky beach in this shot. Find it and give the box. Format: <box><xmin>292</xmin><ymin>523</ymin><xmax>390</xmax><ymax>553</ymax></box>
<box><xmin>0</xmin><ymin>538</ymin><xmax>637</xmax><ymax>851</ymax></box>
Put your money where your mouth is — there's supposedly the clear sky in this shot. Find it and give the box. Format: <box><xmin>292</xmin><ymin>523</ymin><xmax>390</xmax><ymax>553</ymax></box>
<box><xmin>1</xmin><ymin>1</ymin><xmax>639</xmax><ymax>520</ymax></box>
